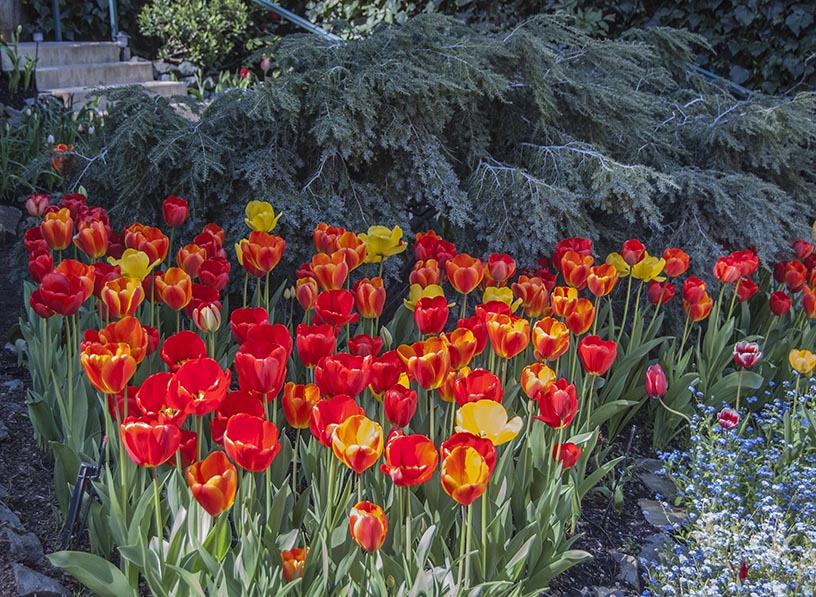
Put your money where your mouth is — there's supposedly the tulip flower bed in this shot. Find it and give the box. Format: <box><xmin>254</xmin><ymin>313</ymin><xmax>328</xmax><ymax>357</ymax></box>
<box><xmin>15</xmin><ymin>190</ymin><xmax>816</xmax><ymax>595</ymax></box>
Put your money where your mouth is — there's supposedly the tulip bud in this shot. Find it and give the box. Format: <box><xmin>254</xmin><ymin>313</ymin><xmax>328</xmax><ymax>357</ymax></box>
<box><xmin>348</xmin><ymin>501</ymin><xmax>388</xmax><ymax>553</ymax></box>
<box><xmin>193</xmin><ymin>302</ymin><xmax>222</xmax><ymax>333</ymax></box>
<box><xmin>645</xmin><ymin>364</ymin><xmax>667</xmax><ymax>399</ymax></box>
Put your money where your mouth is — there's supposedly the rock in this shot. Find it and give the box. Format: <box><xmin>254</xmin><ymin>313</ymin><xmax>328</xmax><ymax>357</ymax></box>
<box><xmin>594</xmin><ymin>588</ymin><xmax>624</xmax><ymax>597</ymax></box>
<box><xmin>129</xmin><ymin>55</ymin><xmax>149</xmax><ymax>63</ymax></box>
<box><xmin>0</xmin><ymin>205</ymin><xmax>22</xmax><ymax>238</ymax></box>
<box><xmin>638</xmin><ymin>472</ymin><xmax>677</xmax><ymax>501</ymax></box>
<box><xmin>2</xmin><ymin>528</ymin><xmax>44</xmax><ymax>565</ymax></box>
<box><xmin>177</xmin><ymin>60</ymin><xmax>198</xmax><ymax>77</ymax></box>
<box><xmin>153</xmin><ymin>60</ymin><xmax>174</xmax><ymax>75</ymax></box>
<box><xmin>12</xmin><ymin>563</ymin><xmax>71</xmax><ymax>597</ymax></box>
<box><xmin>0</xmin><ymin>485</ymin><xmax>8</xmax><ymax>500</ymax></box>
<box><xmin>0</xmin><ymin>421</ymin><xmax>9</xmax><ymax>442</ymax></box>
<box><xmin>0</xmin><ymin>501</ymin><xmax>24</xmax><ymax>531</ymax></box>
<box><xmin>638</xmin><ymin>498</ymin><xmax>686</xmax><ymax>527</ymax></box>
<box><xmin>179</xmin><ymin>75</ymin><xmax>197</xmax><ymax>88</ymax></box>
<box><xmin>158</xmin><ymin>73</ymin><xmax>173</xmax><ymax>82</ymax></box>
<box><xmin>638</xmin><ymin>533</ymin><xmax>666</xmax><ymax>565</ymax></box>
<box><xmin>2</xmin><ymin>379</ymin><xmax>24</xmax><ymax>393</ymax></box>
<box><xmin>611</xmin><ymin>551</ymin><xmax>639</xmax><ymax>588</ymax></box>
<box><xmin>634</xmin><ymin>457</ymin><xmax>663</xmax><ymax>473</ymax></box>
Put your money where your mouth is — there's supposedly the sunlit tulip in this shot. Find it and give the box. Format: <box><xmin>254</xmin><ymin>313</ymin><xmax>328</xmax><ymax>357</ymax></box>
<box><xmin>135</xmin><ymin>372</ymin><xmax>186</xmax><ymax>426</ymax></box>
<box><xmin>41</xmin><ymin>208</ymin><xmax>73</xmax><ymax>251</ymax></box>
<box><xmin>282</xmin><ymin>382</ymin><xmax>322</xmax><ymax>429</ymax></box>
<box><xmin>481</xmin><ymin>287</ymin><xmax>522</xmax><ymax>312</ymax></box>
<box><xmin>175</xmin><ymin>429</ymin><xmax>198</xmax><ymax>467</ymax></box>
<box><xmin>239</xmin><ymin>231</ymin><xmax>285</xmax><ymax>277</ymax></box>
<box><xmin>119</xmin><ymin>417</ymin><xmax>181</xmax><ymax>467</ymax></box>
<box><xmin>331</xmin><ymin>414</ymin><xmax>383</xmax><ymax>473</ymax></box>
<box><xmin>160</xmin><ymin>330</ymin><xmax>207</xmax><ymax>371</ymax></box>
<box><xmin>457</xmin><ymin>314</ymin><xmax>488</xmax><ymax>356</ymax></box>
<box><xmin>99</xmin><ymin>277</ymin><xmax>145</xmax><ymax>319</ymax></box>
<box><xmin>520</xmin><ymin>362</ymin><xmax>557</xmax><ymax>400</ymax></box>
<box><xmin>281</xmin><ymin>548</ymin><xmax>308</xmax><ymax>582</ymax></box>
<box><xmin>80</xmin><ymin>342</ymin><xmax>138</xmax><ymax>395</ymax></box>
<box><xmin>441</xmin><ymin>328</ymin><xmax>477</xmax><ymax>371</ymax></box>
<box><xmin>223</xmin><ymin>413</ymin><xmax>281</xmax><ymax>472</ymax></box>
<box><xmin>235</xmin><ymin>325</ymin><xmax>291</xmax><ymax>397</ymax></box>
<box><xmin>486</xmin><ymin>313</ymin><xmax>530</xmax><ymax>359</ymax></box>
<box><xmin>453</xmin><ymin>368</ymin><xmax>503</xmax><ymax>406</ymax></box>
<box><xmin>315</xmin><ymin>289</ymin><xmax>359</xmax><ymax>327</ymax></box>
<box><xmin>314</xmin><ymin>352</ymin><xmax>372</xmax><ymax>398</ymax></box>
<box><xmin>446</xmin><ymin>253</ymin><xmax>485</xmax><ymax>295</ymax></box>
<box><xmin>349</xmin><ymin>501</ymin><xmax>388</xmax><ymax>552</ymax></box>
<box><xmin>565</xmin><ymin>298</ymin><xmax>595</xmax><ymax>335</ymax></box>
<box><xmin>511</xmin><ymin>275</ymin><xmax>550</xmax><ymax>318</ymax></box>
<box><xmin>310</xmin><ymin>394</ymin><xmax>364</xmax><ymax>447</ymax></box>
<box><xmin>534</xmin><ymin>378</ymin><xmax>578</xmax><ymax>430</ymax></box>
<box><xmin>586</xmin><ymin>263</ymin><xmax>618</xmax><ymax>297</ymax></box>
<box><xmin>244</xmin><ymin>200</ymin><xmax>282</xmax><ymax>232</ymax></box>
<box><xmin>383</xmin><ymin>384</ymin><xmax>418</xmax><ymax>427</ymax></box>
<box><xmin>163</xmin><ymin>195</ymin><xmax>188</xmax><ymax>227</ymax></box>
<box><xmin>553</xmin><ymin>442</ymin><xmax>582</xmax><ymax>470</ymax></box>
<box><xmin>397</xmin><ymin>337</ymin><xmax>451</xmax><ymax>390</ymax></box>
<box><xmin>440</xmin><ymin>446</ymin><xmax>490</xmax><ymax>506</ymax></box>
<box><xmin>561</xmin><ymin>250</ymin><xmax>593</xmax><ymax>289</ymax></box>
<box><xmin>155</xmin><ymin>267</ymin><xmax>192</xmax><ymax>311</ymax></box>
<box><xmin>168</xmin><ymin>357</ymin><xmax>231</xmax><ymax>416</ymax></box>
<box><xmin>440</xmin><ymin>432</ymin><xmax>497</xmax><ymax>475</ymax></box>
<box><xmin>410</xmin><ymin>259</ymin><xmax>441</xmax><ymax>288</ymax></box>
<box><xmin>210</xmin><ymin>390</ymin><xmax>265</xmax><ymax>445</ymax></box>
<box><xmin>94</xmin><ymin>316</ymin><xmax>148</xmax><ymax>364</ymax></box>
<box><xmin>380</xmin><ymin>431</ymin><xmax>438</xmax><ymax>486</ymax></box>
<box><xmin>578</xmin><ymin>336</ymin><xmax>617</xmax><ymax>376</ymax></box>
<box><xmin>368</xmin><ymin>351</ymin><xmax>405</xmax><ymax>397</ymax></box>
<box><xmin>532</xmin><ymin>317</ymin><xmax>570</xmax><ymax>361</ymax></box>
<box><xmin>310</xmin><ymin>251</ymin><xmax>349</xmax><ymax>291</ymax></box>
<box><xmin>186</xmin><ymin>451</ymin><xmax>237</xmax><ymax>516</ymax></box>
<box><xmin>358</xmin><ymin>225</ymin><xmax>407</xmax><ymax>263</ymax></box>
<box><xmin>550</xmin><ymin>286</ymin><xmax>578</xmax><ymax>317</ymax></box>
<box><xmin>455</xmin><ymin>399</ymin><xmax>522</xmax><ymax>445</ymax></box>
<box><xmin>73</xmin><ymin>219</ymin><xmax>109</xmax><ymax>259</ymax></box>
<box><xmin>107</xmin><ymin>248</ymin><xmax>157</xmax><ymax>280</ymax></box>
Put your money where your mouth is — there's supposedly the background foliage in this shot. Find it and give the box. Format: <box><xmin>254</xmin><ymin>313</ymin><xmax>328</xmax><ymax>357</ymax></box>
<box><xmin>22</xmin><ymin>0</ymin><xmax>147</xmax><ymax>42</ymax></box>
<box><xmin>66</xmin><ymin>15</ymin><xmax>814</xmax><ymax>276</ymax></box>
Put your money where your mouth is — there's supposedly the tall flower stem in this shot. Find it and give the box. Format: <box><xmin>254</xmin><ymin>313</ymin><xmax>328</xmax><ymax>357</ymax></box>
<box><xmin>151</xmin><ymin>468</ymin><xmax>163</xmax><ymax>557</ymax></box>
<box><xmin>242</xmin><ymin>272</ymin><xmax>248</xmax><ymax>308</ymax></box>
<box><xmin>658</xmin><ymin>397</ymin><xmax>692</xmax><ymax>424</ymax></box>
<box><xmin>405</xmin><ymin>486</ymin><xmax>412</xmax><ymax>554</ymax></box>
<box><xmin>457</xmin><ymin>505</ymin><xmax>466</xmax><ymax>589</ymax></box>
<box><xmin>735</xmin><ymin>368</ymin><xmax>744</xmax><ymax>412</ymax></box>
<box><xmin>427</xmin><ymin>388</ymin><xmax>435</xmax><ymax>446</ymax></box>
<box><xmin>616</xmin><ymin>274</ymin><xmax>633</xmax><ymax>345</ymax></box>
<box><xmin>480</xmin><ymin>489</ymin><xmax>488</xmax><ymax>579</ymax></box>
<box><xmin>65</xmin><ymin>314</ymin><xmax>74</xmax><ymax>443</ymax></box>
<box><xmin>291</xmin><ymin>429</ymin><xmax>301</xmax><ymax>494</ymax></box>
<box><xmin>464</xmin><ymin>503</ymin><xmax>473</xmax><ymax>588</ymax></box>
<box><xmin>358</xmin><ymin>472</ymin><xmax>363</xmax><ymax>503</ymax></box>
<box><xmin>627</xmin><ymin>281</ymin><xmax>644</xmax><ymax>353</ymax></box>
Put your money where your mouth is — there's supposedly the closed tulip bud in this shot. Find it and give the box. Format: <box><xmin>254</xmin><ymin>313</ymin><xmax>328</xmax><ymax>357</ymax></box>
<box><xmin>368</xmin><ymin>350</ymin><xmax>405</xmax><ymax>397</ymax></box>
<box><xmin>713</xmin><ymin>256</ymin><xmax>742</xmax><ymax>284</ymax></box>
<box><xmin>647</xmin><ymin>280</ymin><xmax>675</xmax><ymax>305</ymax></box>
<box><xmin>733</xmin><ymin>341</ymin><xmax>762</xmax><ymax>368</ymax></box>
<box><xmin>645</xmin><ymin>364</ymin><xmax>668</xmax><ymax>399</ymax></box>
<box><xmin>73</xmin><ymin>219</ymin><xmax>109</xmax><ymax>259</ymax></box>
<box><xmin>193</xmin><ymin>302</ymin><xmax>221</xmax><ymax>333</ymax></box>
<box><xmin>25</xmin><ymin>193</ymin><xmax>50</xmax><ymax>217</ymax></box>
<box><xmin>244</xmin><ymin>200</ymin><xmax>282</xmax><ymax>232</ymax></box>
<box><xmin>349</xmin><ymin>501</ymin><xmax>388</xmax><ymax>552</ymax></box>
<box><xmin>383</xmin><ymin>384</ymin><xmax>418</xmax><ymax>427</ymax></box>
<box><xmin>281</xmin><ymin>548</ymin><xmax>308</xmax><ymax>582</ymax></box>
<box><xmin>486</xmin><ymin>253</ymin><xmax>516</xmax><ymax>286</ymax></box>
<box><xmin>28</xmin><ymin>249</ymin><xmax>53</xmax><ymax>283</ymax></box>
<box><xmin>163</xmin><ymin>195</ymin><xmax>188</xmax><ymax>228</ymax></box>
<box><xmin>155</xmin><ymin>267</ymin><xmax>192</xmax><ymax>311</ymax></box>
<box><xmin>621</xmin><ymin>239</ymin><xmax>646</xmax><ymax>266</ymax></box>
<box><xmin>804</xmin><ymin>286</ymin><xmax>816</xmax><ymax>319</ymax></box>
<box><xmin>553</xmin><ymin>442</ymin><xmax>582</xmax><ymax>470</ymax></box>
<box><xmin>295</xmin><ymin>276</ymin><xmax>319</xmax><ymax>312</ymax></box>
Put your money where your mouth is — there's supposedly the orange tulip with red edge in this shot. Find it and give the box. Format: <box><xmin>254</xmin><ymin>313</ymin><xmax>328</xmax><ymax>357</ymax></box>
<box><xmin>314</xmin><ymin>352</ymin><xmax>372</xmax><ymax>398</ymax></box>
<box><xmin>119</xmin><ymin>416</ymin><xmax>181</xmax><ymax>467</ymax></box>
<box><xmin>804</xmin><ymin>286</ymin><xmax>816</xmax><ymax>319</ymax></box>
<box><xmin>155</xmin><ymin>267</ymin><xmax>192</xmax><ymax>311</ymax></box>
<box><xmin>511</xmin><ymin>275</ymin><xmax>550</xmax><ymax>318</ymax></box>
<box><xmin>586</xmin><ymin>263</ymin><xmax>619</xmax><ymax>297</ymax></box>
<box><xmin>335</xmin><ymin>230</ymin><xmax>367</xmax><ymax>271</ymax></box>
<box><xmin>486</xmin><ymin>313</ymin><xmax>530</xmax><ymax>359</ymax></box>
<box><xmin>553</xmin><ymin>442</ymin><xmax>582</xmax><ymax>470</ymax></box>
<box><xmin>446</xmin><ymin>253</ymin><xmax>484</xmax><ymax>295</ymax></box>
<box><xmin>550</xmin><ymin>286</ymin><xmax>578</xmax><ymax>317</ymax></box>
<box><xmin>440</xmin><ymin>432</ymin><xmax>497</xmax><ymax>474</ymax></box>
<box><xmin>313</xmin><ymin>223</ymin><xmax>346</xmax><ymax>253</ymax></box>
<box><xmin>380</xmin><ymin>431</ymin><xmax>438</xmax><ymax>486</ymax></box>
<box><xmin>167</xmin><ymin>357</ymin><xmax>231</xmax><ymax>416</ymax></box>
<box><xmin>397</xmin><ymin>337</ymin><xmax>451</xmax><ymax>390</ymax></box>
<box><xmin>100</xmin><ymin>277</ymin><xmax>145</xmax><ymax>319</ymax></box>
<box><xmin>565</xmin><ymin>298</ymin><xmax>595</xmax><ymax>335</ymax></box>
<box><xmin>440</xmin><ymin>445</ymin><xmax>490</xmax><ymax>506</ymax></box>
<box><xmin>310</xmin><ymin>251</ymin><xmax>349</xmax><ymax>291</ymax></box>
<box><xmin>453</xmin><ymin>368</ymin><xmax>503</xmax><ymax>406</ymax></box>
<box><xmin>534</xmin><ymin>378</ymin><xmax>578</xmax><ymax>429</ymax></box>
<box><xmin>457</xmin><ymin>314</ymin><xmax>488</xmax><ymax>355</ymax></box>
<box><xmin>223</xmin><ymin>413</ymin><xmax>281</xmax><ymax>472</ymax></box>
<box><xmin>442</xmin><ymin>328</ymin><xmax>477</xmax><ymax>370</ymax></box>
<box><xmin>353</xmin><ymin>277</ymin><xmax>385</xmax><ymax>319</ymax></box>
<box><xmin>135</xmin><ymin>372</ymin><xmax>187</xmax><ymax>426</ymax></box>
<box><xmin>685</xmin><ymin>293</ymin><xmax>714</xmax><ymax>322</ymax></box>
<box><xmin>186</xmin><ymin>451</ymin><xmax>237</xmax><ymax>516</ymax></box>
<box><xmin>80</xmin><ymin>342</ymin><xmax>138</xmax><ymax>395</ymax></box>
<box><xmin>54</xmin><ymin>259</ymin><xmax>95</xmax><ymax>301</ymax></box>
<box><xmin>160</xmin><ymin>330</ymin><xmax>207</xmax><ymax>371</ymax></box>
<box><xmin>561</xmin><ymin>250</ymin><xmax>593</xmax><ymax>289</ymax></box>
<box><xmin>124</xmin><ymin>223</ymin><xmax>169</xmax><ymax>265</ymax></box>
<box><xmin>177</xmin><ymin>243</ymin><xmax>207</xmax><ymax>278</ymax></box>
<box><xmin>662</xmin><ymin>248</ymin><xmax>689</xmax><ymax>277</ymax></box>
<box><xmin>331</xmin><ymin>414</ymin><xmax>383</xmax><ymax>473</ymax></box>
<box><xmin>410</xmin><ymin>259</ymin><xmax>441</xmax><ymax>288</ymax></box>
<box><xmin>414</xmin><ymin>295</ymin><xmax>450</xmax><ymax>335</ymax></box>
<box><xmin>73</xmin><ymin>219</ymin><xmax>109</xmax><ymax>259</ymax></box>
<box><xmin>281</xmin><ymin>548</ymin><xmax>308</xmax><ymax>582</ymax></box>
<box><xmin>578</xmin><ymin>335</ymin><xmax>617</xmax><ymax>376</ymax></box>
<box><xmin>713</xmin><ymin>256</ymin><xmax>742</xmax><ymax>284</ymax></box>
<box><xmin>310</xmin><ymin>394</ymin><xmax>364</xmax><ymax>446</ymax></box>
<box><xmin>349</xmin><ymin>501</ymin><xmax>388</xmax><ymax>553</ymax></box>
<box><xmin>41</xmin><ymin>208</ymin><xmax>73</xmax><ymax>251</ymax></box>
<box><xmin>487</xmin><ymin>253</ymin><xmax>516</xmax><ymax>286</ymax></box>
<box><xmin>532</xmin><ymin>317</ymin><xmax>570</xmax><ymax>361</ymax></box>
<box><xmin>282</xmin><ymin>382</ymin><xmax>322</xmax><ymax>429</ymax></box>
<box><xmin>96</xmin><ymin>316</ymin><xmax>148</xmax><ymax>364</ymax></box>
<box><xmin>295</xmin><ymin>276</ymin><xmax>319</xmax><ymax>312</ymax></box>
<box><xmin>520</xmin><ymin>362</ymin><xmax>556</xmax><ymax>400</ymax></box>
<box><xmin>241</xmin><ymin>231</ymin><xmax>286</xmax><ymax>277</ymax></box>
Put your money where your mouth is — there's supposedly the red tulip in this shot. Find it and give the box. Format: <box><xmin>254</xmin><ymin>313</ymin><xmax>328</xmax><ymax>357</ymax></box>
<box><xmin>39</xmin><ymin>272</ymin><xmax>85</xmax><ymax>315</ymax></box>
<box><xmin>230</xmin><ymin>307</ymin><xmax>269</xmax><ymax>344</ymax></box>
<box><xmin>735</xmin><ymin>276</ymin><xmax>758</xmax><ymax>302</ymax></box>
<box><xmin>161</xmin><ymin>330</ymin><xmax>207</xmax><ymax>371</ymax></box>
<box><xmin>368</xmin><ymin>350</ymin><xmax>405</xmax><ymax>397</ymax></box>
<box><xmin>310</xmin><ymin>394</ymin><xmax>364</xmax><ymax>447</ymax></box>
<box><xmin>314</xmin><ymin>353</ymin><xmax>372</xmax><ymax>398</ymax></box>
<box><xmin>486</xmin><ymin>253</ymin><xmax>516</xmax><ymax>286</ymax></box>
<box><xmin>662</xmin><ymin>248</ymin><xmax>690</xmax><ymax>277</ymax></box>
<box><xmin>198</xmin><ymin>257</ymin><xmax>230</xmax><ymax>290</ymax></box>
<box><xmin>453</xmin><ymin>368</ymin><xmax>502</xmax><ymax>406</ymax></box>
<box><xmin>414</xmin><ymin>295</ymin><xmax>450</xmax><ymax>335</ymax></box>
<box><xmin>223</xmin><ymin>413</ymin><xmax>281</xmax><ymax>472</ymax></box>
<box><xmin>136</xmin><ymin>372</ymin><xmax>188</xmax><ymax>426</ymax></box>
<box><xmin>534</xmin><ymin>378</ymin><xmax>578</xmax><ymax>429</ymax></box>
<box><xmin>349</xmin><ymin>501</ymin><xmax>388</xmax><ymax>553</ymax></box>
<box><xmin>24</xmin><ymin>226</ymin><xmax>48</xmax><ymax>254</ymax></box>
<box><xmin>713</xmin><ymin>256</ymin><xmax>742</xmax><ymax>284</ymax></box>
<box><xmin>163</xmin><ymin>195</ymin><xmax>188</xmax><ymax>228</ymax></box>
<box><xmin>210</xmin><ymin>390</ymin><xmax>265</xmax><ymax>445</ymax></box>
<box><xmin>551</xmin><ymin>238</ymin><xmax>592</xmax><ymax>274</ymax></box>
<box><xmin>411</xmin><ymin>259</ymin><xmax>441</xmax><ymax>287</ymax></box>
<box><xmin>414</xmin><ymin>230</ymin><xmax>457</xmax><ymax>267</ymax></box>
<box><xmin>380</xmin><ymin>431</ymin><xmax>438</xmax><ymax>486</ymax></box>
<box><xmin>314</xmin><ymin>289</ymin><xmax>358</xmax><ymax>328</ymax></box>
<box><xmin>235</xmin><ymin>324</ymin><xmax>291</xmax><ymax>397</ymax></box>
<box><xmin>577</xmin><ymin>336</ymin><xmax>617</xmax><ymax>376</ymax></box>
<box><xmin>553</xmin><ymin>442</ymin><xmax>582</xmax><ymax>470</ymax></box>
<box><xmin>645</xmin><ymin>364</ymin><xmax>667</xmax><ymax>399</ymax></box>
<box><xmin>769</xmin><ymin>291</ymin><xmax>792</xmax><ymax>316</ymax></box>
<box><xmin>175</xmin><ymin>428</ymin><xmax>198</xmax><ymax>468</ymax></box>
<box><xmin>621</xmin><ymin>239</ymin><xmax>646</xmax><ymax>266</ymax></box>
<box><xmin>383</xmin><ymin>384</ymin><xmax>417</xmax><ymax>428</ymax></box>
<box><xmin>108</xmin><ymin>386</ymin><xmax>139</xmax><ymax>422</ymax></box>
<box><xmin>348</xmin><ymin>334</ymin><xmax>383</xmax><ymax>357</ymax></box>
<box><xmin>167</xmin><ymin>357</ymin><xmax>231</xmax><ymax>416</ymax></box>
<box><xmin>119</xmin><ymin>417</ymin><xmax>181</xmax><ymax>467</ymax></box>
<box><xmin>29</xmin><ymin>288</ymin><xmax>55</xmax><ymax>318</ymax></box>
<box><xmin>647</xmin><ymin>280</ymin><xmax>675</xmax><ymax>305</ymax></box>
<box><xmin>28</xmin><ymin>248</ymin><xmax>53</xmax><ymax>283</ymax></box>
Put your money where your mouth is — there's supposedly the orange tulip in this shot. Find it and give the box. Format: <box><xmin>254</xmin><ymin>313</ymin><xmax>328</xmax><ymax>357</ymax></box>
<box><xmin>41</xmin><ymin>208</ymin><xmax>73</xmax><ymax>251</ymax></box>
<box><xmin>561</xmin><ymin>250</ymin><xmax>594</xmax><ymax>289</ymax></box>
<box><xmin>313</xmin><ymin>223</ymin><xmax>347</xmax><ymax>253</ymax></box>
<box><xmin>310</xmin><ymin>251</ymin><xmax>349</xmax><ymax>291</ymax></box>
<box><xmin>446</xmin><ymin>253</ymin><xmax>485</xmax><ymax>295</ymax></box>
<box><xmin>440</xmin><ymin>445</ymin><xmax>490</xmax><ymax>506</ymax></box>
<box><xmin>397</xmin><ymin>337</ymin><xmax>451</xmax><ymax>390</ymax></box>
<box><xmin>380</xmin><ymin>431</ymin><xmax>438</xmax><ymax>486</ymax></box>
<box><xmin>119</xmin><ymin>417</ymin><xmax>181</xmax><ymax>467</ymax></box>
<box><xmin>155</xmin><ymin>267</ymin><xmax>193</xmax><ymax>311</ymax></box>
<box><xmin>331</xmin><ymin>414</ymin><xmax>384</xmax><ymax>473</ymax></box>
<box><xmin>296</xmin><ymin>276</ymin><xmax>319</xmax><ymax>312</ymax></box>
<box><xmin>93</xmin><ymin>316</ymin><xmax>149</xmax><ymax>364</ymax></box>
<box><xmin>54</xmin><ymin>259</ymin><xmax>95</xmax><ymax>301</ymax></box>
<box><xmin>124</xmin><ymin>223</ymin><xmax>169</xmax><ymax>265</ymax></box>
<box><xmin>410</xmin><ymin>259</ymin><xmax>441</xmax><ymax>288</ymax></box>
<box><xmin>240</xmin><ymin>232</ymin><xmax>286</xmax><ymax>277</ymax></box>
<box><xmin>549</xmin><ymin>286</ymin><xmax>578</xmax><ymax>318</ymax></box>
<box><xmin>349</xmin><ymin>501</ymin><xmax>388</xmax><ymax>553</ymax></box>
<box><xmin>186</xmin><ymin>451</ymin><xmax>237</xmax><ymax>516</ymax></box>
<box><xmin>662</xmin><ymin>248</ymin><xmax>690</xmax><ymax>277</ymax></box>
<box><xmin>685</xmin><ymin>293</ymin><xmax>714</xmax><ymax>322</ymax></box>
<box><xmin>486</xmin><ymin>253</ymin><xmax>516</xmax><ymax>286</ymax></box>
<box><xmin>532</xmin><ymin>317</ymin><xmax>570</xmax><ymax>361</ymax></box>
<box><xmin>80</xmin><ymin>342</ymin><xmax>138</xmax><ymax>395</ymax></box>
<box><xmin>354</xmin><ymin>277</ymin><xmax>386</xmax><ymax>319</ymax></box>
<box><xmin>100</xmin><ymin>277</ymin><xmax>145</xmax><ymax>319</ymax></box>
<box><xmin>334</xmin><ymin>231</ymin><xmax>367</xmax><ymax>271</ymax></box>
<box><xmin>520</xmin><ymin>362</ymin><xmax>556</xmax><ymax>399</ymax></box>
<box><xmin>177</xmin><ymin>243</ymin><xmax>208</xmax><ymax>278</ymax></box>
<box><xmin>578</xmin><ymin>335</ymin><xmax>617</xmax><ymax>376</ymax></box>
<box><xmin>282</xmin><ymin>382</ymin><xmax>322</xmax><ymax>429</ymax></box>
<box><xmin>73</xmin><ymin>219</ymin><xmax>109</xmax><ymax>259</ymax></box>
<box><xmin>442</xmin><ymin>328</ymin><xmax>477</xmax><ymax>370</ymax></box>
<box><xmin>511</xmin><ymin>276</ymin><xmax>550</xmax><ymax>318</ymax></box>
<box><xmin>586</xmin><ymin>264</ymin><xmax>619</xmax><ymax>297</ymax></box>
<box><xmin>281</xmin><ymin>548</ymin><xmax>308</xmax><ymax>582</ymax></box>
<box><xmin>565</xmin><ymin>298</ymin><xmax>595</xmax><ymax>335</ymax></box>
<box><xmin>485</xmin><ymin>313</ymin><xmax>530</xmax><ymax>359</ymax></box>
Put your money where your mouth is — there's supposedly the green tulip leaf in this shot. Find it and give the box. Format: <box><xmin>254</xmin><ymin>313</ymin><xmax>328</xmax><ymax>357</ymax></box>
<box><xmin>48</xmin><ymin>551</ymin><xmax>137</xmax><ymax>597</ymax></box>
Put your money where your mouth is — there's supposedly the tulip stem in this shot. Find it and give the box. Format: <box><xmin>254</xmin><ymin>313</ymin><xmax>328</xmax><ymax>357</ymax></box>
<box><xmin>616</xmin><ymin>274</ymin><xmax>633</xmax><ymax>345</ymax></box>
<box><xmin>464</xmin><ymin>503</ymin><xmax>473</xmax><ymax>589</ymax></box>
<box><xmin>591</xmin><ymin>295</ymin><xmax>600</xmax><ymax>336</ymax></box>
<box><xmin>292</xmin><ymin>429</ymin><xmax>301</xmax><ymax>495</ymax></box>
<box><xmin>628</xmin><ymin>281</ymin><xmax>644</xmax><ymax>353</ymax></box>
<box><xmin>428</xmin><ymin>390</ymin><xmax>435</xmax><ymax>445</ymax></box>
<box><xmin>197</xmin><ymin>416</ymin><xmax>203</xmax><ymax>463</ymax></box>
<box><xmin>500</xmin><ymin>358</ymin><xmax>508</xmax><ymax>396</ymax></box>
<box><xmin>151</xmin><ymin>468</ymin><xmax>163</xmax><ymax>555</ymax></box>
<box><xmin>405</xmin><ymin>486</ymin><xmax>412</xmax><ymax>554</ymax></box>
<box><xmin>168</xmin><ymin>228</ymin><xmax>175</xmax><ymax>270</ymax></box>
<box><xmin>264</xmin><ymin>272</ymin><xmax>270</xmax><ymax>312</ymax></box>
<box><xmin>457</xmin><ymin>505</ymin><xmax>466</xmax><ymax>589</ymax></box>
<box><xmin>65</xmin><ymin>314</ymin><xmax>74</xmax><ymax>443</ymax></box>
<box><xmin>358</xmin><ymin>472</ymin><xmax>363</xmax><ymax>503</ymax></box>
<box><xmin>728</xmin><ymin>279</ymin><xmax>740</xmax><ymax>321</ymax></box>
<box><xmin>678</xmin><ymin>313</ymin><xmax>692</xmax><ymax>357</ymax></box>
<box><xmin>658</xmin><ymin>397</ymin><xmax>692</xmax><ymax>425</ymax></box>
<box><xmin>459</xmin><ymin>294</ymin><xmax>467</xmax><ymax>321</ymax></box>
<box><xmin>735</xmin><ymin>368</ymin><xmax>744</xmax><ymax>412</ymax></box>
<box><xmin>175</xmin><ymin>310</ymin><xmax>180</xmax><ymax>335</ymax></box>
<box><xmin>480</xmin><ymin>489</ymin><xmax>488</xmax><ymax>579</ymax></box>
<box><xmin>256</xmin><ymin>277</ymin><xmax>261</xmax><ymax>308</ymax></box>
<box><xmin>242</xmin><ymin>272</ymin><xmax>248</xmax><ymax>308</ymax></box>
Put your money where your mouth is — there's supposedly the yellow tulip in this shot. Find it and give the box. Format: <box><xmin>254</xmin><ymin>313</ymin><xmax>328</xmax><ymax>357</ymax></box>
<box><xmin>789</xmin><ymin>349</ymin><xmax>816</xmax><ymax>375</ymax></box>
<box><xmin>244</xmin><ymin>200</ymin><xmax>282</xmax><ymax>232</ymax></box>
<box><xmin>455</xmin><ymin>399</ymin><xmax>523</xmax><ymax>446</ymax></box>
<box><xmin>359</xmin><ymin>225</ymin><xmax>407</xmax><ymax>263</ymax></box>
<box><xmin>107</xmin><ymin>249</ymin><xmax>157</xmax><ymax>280</ymax></box>
<box><xmin>234</xmin><ymin>239</ymin><xmax>247</xmax><ymax>266</ymax></box>
<box><xmin>482</xmin><ymin>287</ymin><xmax>522</xmax><ymax>312</ymax></box>
<box><xmin>605</xmin><ymin>252</ymin><xmax>631</xmax><ymax>276</ymax></box>
<box><xmin>403</xmin><ymin>283</ymin><xmax>446</xmax><ymax>312</ymax></box>
<box><xmin>631</xmin><ymin>253</ymin><xmax>665</xmax><ymax>282</ymax></box>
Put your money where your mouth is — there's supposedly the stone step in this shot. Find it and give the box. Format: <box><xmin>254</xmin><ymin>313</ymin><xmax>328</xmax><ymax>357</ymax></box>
<box><xmin>35</xmin><ymin>61</ymin><xmax>154</xmax><ymax>90</ymax></box>
<box><xmin>1</xmin><ymin>41</ymin><xmax>120</xmax><ymax>70</ymax></box>
<box><xmin>44</xmin><ymin>81</ymin><xmax>188</xmax><ymax>109</ymax></box>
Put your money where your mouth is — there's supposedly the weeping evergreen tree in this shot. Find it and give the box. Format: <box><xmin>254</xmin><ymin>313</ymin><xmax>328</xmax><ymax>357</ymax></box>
<box><xmin>82</xmin><ymin>14</ymin><xmax>815</xmax><ymax>272</ymax></box>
